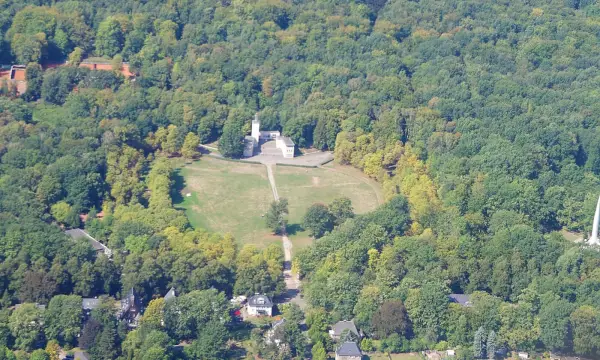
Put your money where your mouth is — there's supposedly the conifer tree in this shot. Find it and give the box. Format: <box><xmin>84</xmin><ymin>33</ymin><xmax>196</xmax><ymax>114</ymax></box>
<box><xmin>473</xmin><ymin>326</ymin><xmax>486</xmax><ymax>359</ymax></box>
<box><xmin>487</xmin><ymin>330</ymin><xmax>497</xmax><ymax>359</ymax></box>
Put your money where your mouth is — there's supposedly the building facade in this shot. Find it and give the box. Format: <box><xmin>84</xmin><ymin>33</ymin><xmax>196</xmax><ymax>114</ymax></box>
<box><xmin>247</xmin><ymin>294</ymin><xmax>273</xmax><ymax>316</ymax></box>
<box><xmin>245</xmin><ymin>114</ymin><xmax>295</xmax><ymax>158</ymax></box>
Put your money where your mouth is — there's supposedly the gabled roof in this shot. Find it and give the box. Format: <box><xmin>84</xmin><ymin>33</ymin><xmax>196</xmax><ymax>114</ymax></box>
<box><xmin>449</xmin><ymin>294</ymin><xmax>472</xmax><ymax>307</ymax></box>
<box><xmin>336</xmin><ymin>342</ymin><xmax>361</xmax><ymax>356</ymax></box>
<box><xmin>120</xmin><ymin>288</ymin><xmax>140</xmax><ymax>315</ymax></box>
<box><xmin>65</xmin><ymin>228</ymin><xmax>112</xmax><ymax>256</ymax></box>
<box><xmin>248</xmin><ymin>294</ymin><xmax>273</xmax><ymax>307</ymax></box>
<box><xmin>272</xmin><ymin>318</ymin><xmax>286</xmax><ymax>329</ymax></box>
<box><xmin>164</xmin><ymin>287</ymin><xmax>176</xmax><ymax>301</ymax></box>
<box><xmin>331</xmin><ymin>320</ymin><xmax>359</xmax><ymax>336</ymax></box>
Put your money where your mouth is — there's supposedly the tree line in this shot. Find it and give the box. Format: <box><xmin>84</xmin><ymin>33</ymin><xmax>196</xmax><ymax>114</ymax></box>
<box><xmin>2</xmin><ymin>0</ymin><xmax>600</xmax><ymax>358</ymax></box>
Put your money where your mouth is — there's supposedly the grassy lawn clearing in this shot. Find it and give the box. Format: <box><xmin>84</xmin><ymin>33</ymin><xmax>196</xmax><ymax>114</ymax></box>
<box><xmin>175</xmin><ymin>157</ymin><xmax>382</xmax><ymax>252</ymax></box>
<box><xmin>174</xmin><ymin>157</ymin><xmax>278</xmax><ymax>248</ymax></box>
<box><xmin>274</xmin><ymin>162</ymin><xmax>382</xmax><ymax>252</ymax></box>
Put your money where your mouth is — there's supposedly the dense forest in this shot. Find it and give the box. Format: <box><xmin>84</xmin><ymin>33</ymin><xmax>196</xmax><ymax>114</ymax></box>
<box><xmin>3</xmin><ymin>0</ymin><xmax>600</xmax><ymax>358</ymax></box>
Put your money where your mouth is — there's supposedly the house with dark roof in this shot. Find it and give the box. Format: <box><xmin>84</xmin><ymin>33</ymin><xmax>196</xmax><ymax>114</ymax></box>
<box><xmin>118</xmin><ymin>288</ymin><xmax>142</xmax><ymax>328</ymax></box>
<box><xmin>448</xmin><ymin>294</ymin><xmax>472</xmax><ymax>307</ymax></box>
<box><xmin>65</xmin><ymin>229</ymin><xmax>112</xmax><ymax>257</ymax></box>
<box><xmin>329</xmin><ymin>320</ymin><xmax>360</xmax><ymax>340</ymax></box>
<box><xmin>335</xmin><ymin>342</ymin><xmax>362</xmax><ymax>360</ymax></box>
<box><xmin>247</xmin><ymin>294</ymin><xmax>273</xmax><ymax>316</ymax></box>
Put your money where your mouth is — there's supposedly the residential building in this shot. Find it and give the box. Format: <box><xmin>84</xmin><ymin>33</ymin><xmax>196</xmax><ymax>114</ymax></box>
<box><xmin>65</xmin><ymin>228</ymin><xmax>112</xmax><ymax>257</ymax></box>
<box><xmin>81</xmin><ymin>298</ymin><xmax>101</xmax><ymax>318</ymax></box>
<box><xmin>335</xmin><ymin>342</ymin><xmax>362</xmax><ymax>360</ymax></box>
<box><xmin>247</xmin><ymin>294</ymin><xmax>273</xmax><ymax>316</ymax></box>
<box><xmin>13</xmin><ymin>303</ymin><xmax>46</xmax><ymax>311</ymax></box>
<box><xmin>265</xmin><ymin>318</ymin><xmax>286</xmax><ymax>345</ymax></box>
<box><xmin>329</xmin><ymin>320</ymin><xmax>360</xmax><ymax>340</ymax></box>
<box><xmin>118</xmin><ymin>288</ymin><xmax>142</xmax><ymax>328</ymax></box>
<box><xmin>448</xmin><ymin>294</ymin><xmax>472</xmax><ymax>307</ymax></box>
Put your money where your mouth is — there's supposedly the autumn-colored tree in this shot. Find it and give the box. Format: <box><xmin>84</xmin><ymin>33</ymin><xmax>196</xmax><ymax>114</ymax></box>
<box><xmin>141</xmin><ymin>298</ymin><xmax>166</xmax><ymax>330</ymax></box>
<box><xmin>106</xmin><ymin>145</ymin><xmax>146</xmax><ymax>205</ymax></box>
<box><xmin>181</xmin><ymin>132</ymin><xmax>201</xmax><ymax>159</ymax></box>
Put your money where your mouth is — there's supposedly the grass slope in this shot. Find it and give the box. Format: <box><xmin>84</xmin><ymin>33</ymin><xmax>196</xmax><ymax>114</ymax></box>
<box><xmin>274</xmin><ymin>162</ymin><xmax>382</xmax><ymax>251</ymax></box>
<box><xmin>175</xmin><ymin>157</ymin><xmax>382</xmax><ymax>252</ymax></box>
<box><xmin>175</xmin><ymin>157</ymin><xmax>278</xmax><ymax>248</ymax></box>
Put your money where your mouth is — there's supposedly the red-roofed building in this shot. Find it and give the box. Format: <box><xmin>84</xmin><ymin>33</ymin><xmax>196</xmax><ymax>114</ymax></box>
<box><xmin>0</xmin><ymin>65</ymin><xmax>27</xmax><ymax>95</ymax></box>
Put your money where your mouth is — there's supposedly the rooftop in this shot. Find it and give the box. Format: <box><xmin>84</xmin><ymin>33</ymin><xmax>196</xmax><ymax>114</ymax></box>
<box><xmin>65</xmin><ymin>228</ymin><xmax>111</xmax><ymax>255</ymax></box>
<box><xmin>164</xmin><ymin>287</ymin><xmax>177</xmax><ymax>301</ymax></box>
<box><xmin>82</xmin><ymin>298</ymin><xmax>101</xmax><ymax>310</ymax></box>
<box><xmin>336</xmin><ymin>342</ymin><xmax>361</xmax><ymax>357</ymax></box>
<box><xmin>248</xmin><ymin>294</ymin><xmax>273</xmax><ymax>307</ymax></box>
<box><xmin>277</xmin><ymin>135</ymin><xmax>295</xmax><ymax>147</ymax></box>
<box><xmin>331</xmin><ymin>320</ymin><xmax>359</xmax><ymax>336</ymax></box>
<box><xmin>272</xmin><ymin>318</ymin><xmax>286</xmax><ymax>329</ymax></box>
<box><xmin>448</xmin><ymin>294</ymin><xmax>472</xmax><ymax>307</ymax></box>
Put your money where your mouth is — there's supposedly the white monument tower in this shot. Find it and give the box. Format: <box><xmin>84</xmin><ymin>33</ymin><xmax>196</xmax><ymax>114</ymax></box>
<box><xmin>589</xmin><ymin>195</ymin><xmax>600</xmax><ymax>246</ymax></box>
<box><xmin>251</xmin><ymin>113</ymin><xmax>260</xmax><ymax>144</ymax></box>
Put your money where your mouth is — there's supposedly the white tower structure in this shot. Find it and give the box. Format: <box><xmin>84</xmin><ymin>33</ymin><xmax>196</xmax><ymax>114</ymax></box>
<box><xmin>251</xmin><ymin>113</ymin><xmax>260</xmax><ymax>144</ymax></box>
<box><xmin>589</xmin><ymin>195</ymin><xmax>600</xmax><ymax>246</ymax></box>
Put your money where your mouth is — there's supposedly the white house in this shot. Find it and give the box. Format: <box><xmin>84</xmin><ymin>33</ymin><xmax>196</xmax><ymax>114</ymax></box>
<box><xmin>247</xmin><ymin>294</ymin><xmax>273</xmax><ymax>316</ymax></box>
<box><xmin>276</xmin><ymin>135</ymin><xmax>295</xmax><ymax>158</ymax></box>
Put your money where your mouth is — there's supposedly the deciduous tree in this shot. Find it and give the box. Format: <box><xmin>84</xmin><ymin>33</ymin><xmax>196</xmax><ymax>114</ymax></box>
<box><xmin>371</xmin><ymin>300</ymin><xmax>410</xmax><ymax>340</ymax></box>
<box><xmin>266</xmin><ymin>198</ymin><xmax>289</xmax><ymax>234</ymax></box>
<box><xmin>96</xmin><ymin>17</ymin><xmax>124</xmax><ymax>57</ymax></box>
<box><xmin>181</xmin><ymin>132</ymin><xmax>201</xmax><ymax>159</ymax></box>
<box><xmin>8</xmin><ymin>304</ymin><xmax>44</xmax><ymax>351</ymax></box>
<box><xmin>44</xmin><ymin>295</ymin><xmax>83</xmax><ymax>346</ymax></box>
<box><xmin>302</xmin><ymin>203</ymin><xmax>334</xmax><ymax>238</ymax></box>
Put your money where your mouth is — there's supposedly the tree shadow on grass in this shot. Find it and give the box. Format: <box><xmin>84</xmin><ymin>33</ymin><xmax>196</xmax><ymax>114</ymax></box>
<box><xmin>286</xmin><ymin>223</ymin><xmax>303</xmax><ymax>236</ymax></box>
<box><xmin>171</xmin><ymin>168</ymin><xmax>186</xmax><ymax>206</ymax></box>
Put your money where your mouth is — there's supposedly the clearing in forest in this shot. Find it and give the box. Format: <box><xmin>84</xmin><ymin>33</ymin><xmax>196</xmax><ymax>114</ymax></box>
<box><xmin>175</xmin><ymin>157</ymin><xmax>278</xmax><ymax>248</ymax></box>
<box><xmin>175</xmin><ymin>157</ymin><xmax>382</xmax><ymax>251</ymax></box>
<box><xmin>274</xmin><ymin>162</ymin><xmax>382</xmax><ymax>251</ymax></box>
